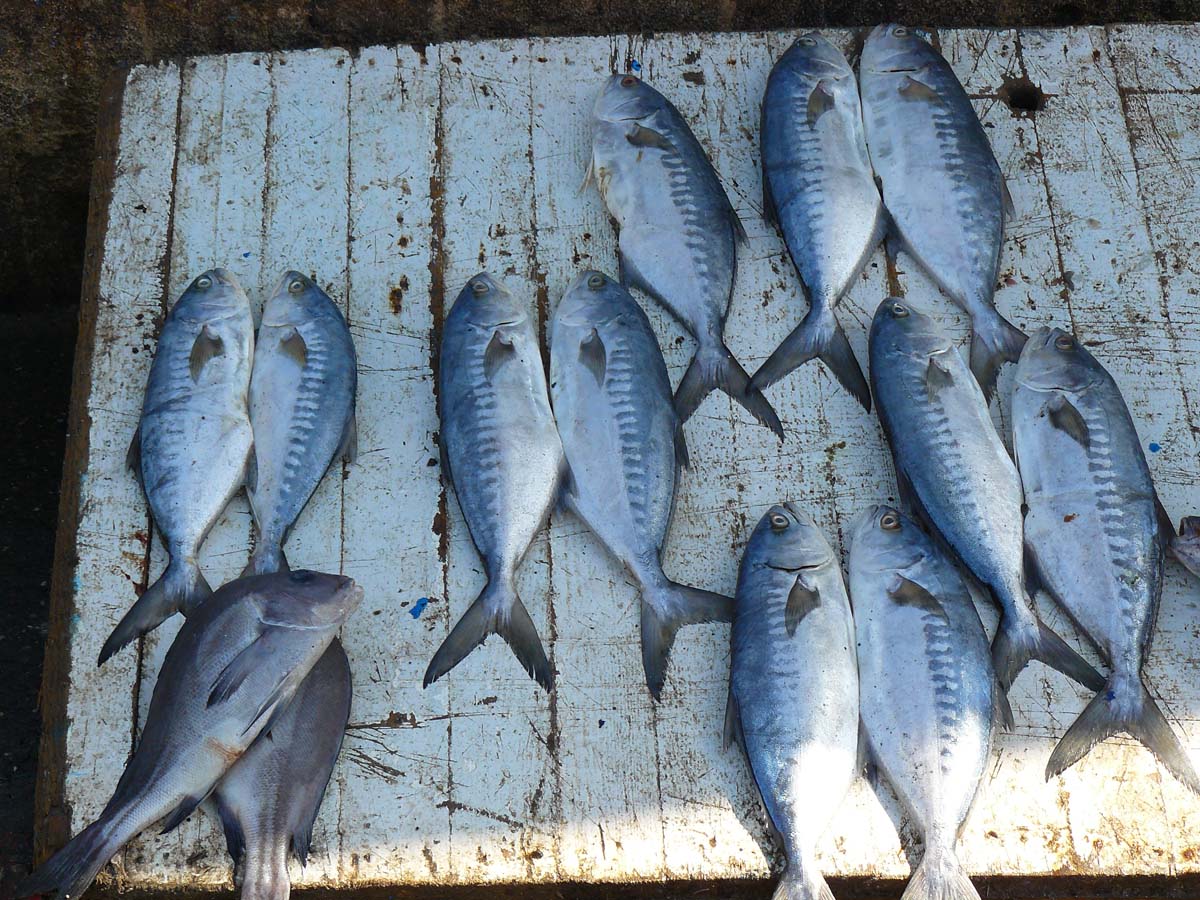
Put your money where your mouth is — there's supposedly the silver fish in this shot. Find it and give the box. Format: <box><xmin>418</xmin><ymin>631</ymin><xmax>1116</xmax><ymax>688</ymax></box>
<box><xmin>725</xmin><ymin>503</ymin><xmax>857</xmax><ymax>900</ymax></box>
<box><xmin>103</xmin><ymin>268</ymin><xmax>255</xmax><ymax>665</ymax></box>
<box><xmin>1013</xmin><ymin>327</ymin><xmax>1200</xmax><ymax>791</ymax></box>
<box><xmin>860</xmin><ymin>24</ymin><xmax>1025</xmax><ymax>400</ymax></box>
<box><xmin>588</xmin><ymin>73</ymin><xmax>784</xmax><ymax>439</ymax></box>
<box><xmin>850</xmin><ymin>505</ymin><xmax>999</xmax><ymax>900</ymax></box>
<box><xmin>550</xmin><ymin>271</ymin><xmax>732</xmax><ymax>697</ymax></box>
<box><xmin>752</xmin><ymin>32</ymin><xmax>883</xmax><ymax>408</ymax></box>
<box><xmin>212</xmin><ymin>640</ymin><xmax>352</xmax><ymax>900</ymax></box>
<box><xmin>869</xmin><ymin>298</ymin><xmax>1102</xmax><ymax>695</ymax></box>
<box><xmin>19</xmin><ymin>570</ymin><xmax>360</xmax><ymax>900</ymax></box>
<box><xmin>424</xmin><ymin>273</ymin><xmax>562</xmax><ymax>691</ymax></box>
<box><xmin>244</xmin><ymin>270</ymin><xmax>357</xmax><ymax>577</ymax></box>
<box><xmin>1173</xmin><ymin>517</ymin><xmax>1200</xmax><ymax>579</ymax></box>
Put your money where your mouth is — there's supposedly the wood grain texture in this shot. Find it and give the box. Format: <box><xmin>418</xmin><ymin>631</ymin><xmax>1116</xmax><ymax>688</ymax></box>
<box><xmin>40</xmin><ymin>26</ymin><xmax>1200</xmax><ymax>894</ymax></box>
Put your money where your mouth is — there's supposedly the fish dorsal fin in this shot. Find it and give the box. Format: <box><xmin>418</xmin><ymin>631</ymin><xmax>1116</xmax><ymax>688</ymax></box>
<box><xmin>580</xmin><ymin>328</ymin><xmax>607</xmax><ymax>386</ymax></box>
<box><xmin>189</xmin><ymin>325</ymin><xmax>226</xmax><ymax>381</ymax></box>
<box><xmin>723</xmin><ymin>687</ymin><xmax>745</xmax><ymax>752</ymax></box>
<box><xmin>807</xmin><ymin>80</ymin><xmax>835</xmax><ymax>125</ymax></box>
<box><xmin>926</xmin><ymin>354</ymin><xmax>954</xmax><ymax>398</ymax></box>
<box><xmin>887</xmin><ymin>573</ymin><xmax>947</xmax><ymax>621</ymax></box>
<box><xmin>483</xmin><ymin>329</ymin><xmax>517</xmax><ymax>381</ymax></box>
<box><xmin>280</xmin><ymin>327</ymin><xmax>308</xmax><ymax>367</ymax></box>
<box><xmin>785</xmin><ymin>573</ymin><xmax>820</xmax><ymax>636</ymax></box>
<box><xmin>898</xmin><ymin>75</ymin><xmax>940</xmax><ymax>103</ymax></box>
<box><xmin>625</xmin><ymin>123</ymin><xmax>676</xmax><ymax>153</ymax></box>
<box><xmin>1046</xmin><ymin>393</ymin><xmax>1090</xmax><ymax>448</ymax></box>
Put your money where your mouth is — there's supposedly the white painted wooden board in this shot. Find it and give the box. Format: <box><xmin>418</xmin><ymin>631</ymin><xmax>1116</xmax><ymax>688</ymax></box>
<box><xmin>43</xmin><ymin>25</ymin><xmax>1200</xmax><ymax>893</ymax></box>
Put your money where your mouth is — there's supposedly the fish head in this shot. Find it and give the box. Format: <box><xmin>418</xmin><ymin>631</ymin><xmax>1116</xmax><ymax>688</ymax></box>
<box><xmin>449</xmin><ymin>272</ymin><xmax>529</xmax><ymax>332</ymax></box>
<box><xmin>750</xmin><ymin>502</ymin><xmax>837</xmax><ymax>572</ymax></box>
<box><xmin>779</xmin><ymin>32</ymin><xmax>854</xmax><ymax>82</ymax></box>
<box><xmin>1016</xmin><ymin>326</ymin><xmax>1103</xmax><ymax>393</ymax></box>
<box><xmin>253</xmin><ymin>570</ymin><xmax>363</xmax><ymax>629</ymax></box>
<box><xmin>869</xmin><ymin>297</ymin><xmax>950</xmax><ymax>359</ymax></box>
<box><xmin>594</xmin><ymin>73</ymin><xmax>666</xmax><ymax>124</ymax></box>
<box><xmin>174</xmin><ymin>267</ymin><xmax>250</xmax><ymax>323</ymax></box>
<box><xmin>1174</xmin><ymin>517</ymin><xmax>1200</xmax><ymax>579</ymax></box>
<box><xmin>850</xmin><ymin>504</ymin><xmax>926</xmax><ymax>572</ymax></box>
<box><xmin>554</xmin><ymin>270</ymin><xmax>627</xmax><ymax>329</ymax></box>
<box><xmin>861</xmin><ymin>23</ymin><xmax>932</xmax><ymax>75</ymax></box>
<box><xmin>262</xmin><ymin>270</ymin><xmax>339</xmax><ymax>327</ymax></box>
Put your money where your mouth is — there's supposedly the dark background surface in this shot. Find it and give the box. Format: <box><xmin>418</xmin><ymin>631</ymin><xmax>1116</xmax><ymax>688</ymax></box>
<box><xmin>3</xmin><ymin>1</ymin><xmax>1199</xmax><ymax>894</ymax></box>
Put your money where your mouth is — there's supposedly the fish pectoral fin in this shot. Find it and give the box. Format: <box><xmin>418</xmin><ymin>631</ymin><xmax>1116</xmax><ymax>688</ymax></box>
<box><xmin>207</xmin><ymin>627</ymin><xmax>292</xmax><ymax>711</ymax></box>
<box><xmin>126</xmin><ymin>425</ymin><xmax>144</xmax><ymax>490</ymax></box>
<box><xmin>723</xmin><ymin>687</ymin><xmax>746</xmax><ymax>753</ymax></box>
<box><xmin>1046</xmin><ymin>393</ymin><xmax>1090</xmax><ymax>448</ymax></box>
<box><xmin>189</xmin><ymin>325</ymin><xmax>226</xmax><ymax>381</ymax></box>
<box><xmin>245</xmin><ymin>449</ymin><xmax>259</xmax><ymax>495</ymax></box>
<box><xmin>337</xmin><ymin>413</ymin><xmax>359</xmax><ymax>464</ymax></box>
<box><xmin>625</xmin><ymin>123</ymin><xmax>676</xmax><ymax>153</ymax></box>
<box><xmin>280</xmin><ymin>327</ymin><xmax>308</xmax><ymax>367</ymax></box>
<box><xmin>580</xmin><ymin>328</ymin><xmax>607</xmax><ymax>386</ymax></box>
<box><xmin>898</xmin><ymin>75</ymin><xmax>941</xmax><ymax>103</ymax></box>
<box><xmin>887</xmin><ymin>574</ymin><xmax>947</xmax><ymax>621</ymax></box>
<box><xmin>807</xmin><ymin>79</ymin><xmax>836</xmax><ymax>124</ymax></box>
<box><xmin>483</xmin><ymin>330</ymin><xmax>517</xmax><ymax>381</ymax></box>
<box><xmin>925</xmin><ymin>354</ymin><xmax>954</xmax><ymax>398</ymax></box>
<box><xmin>785</xmin><ymin>574</ymin><xmax>820</xmax><ymax>636</ymax></box>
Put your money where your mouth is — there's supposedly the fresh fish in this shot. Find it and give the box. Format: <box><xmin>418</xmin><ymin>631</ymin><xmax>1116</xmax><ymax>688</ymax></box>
<box><xmin>588</xmin><ymin>73</ymin><xmax>784</xmax><ymax>439</ymax></box>
<box><xmin>725</xmin><ymin>503</ymin><xmax>857</xmax><ymax>900</ymax></box>
<box><xmin>424</xmin><ymin>273</ymin><xmax>562</xmax><ymax>691</ymax></box>
<box><xmin>213</xmin><ymin>640</ymin><xmax>352</xmax><ymax>900</ymax></box>
<box><xmin>1013</xmin><ymin>327</ymin><xmax>1200</xmax><ymax>791</ymax></box>
<box><xmin>102</xmin><ymin>268</ymin><xmax>255</xmax><ymax>665</ymax></box>
<box><xmin>18</xmin><ymin>570</ymin><xmax>360</xmax><ymax>900</ymax></box>
<box><xmin>550</xmin><ymin>271</ymin><xmax>732</xmax><ymax>697</ymax></box>
<box><xmin>860</xmin><ymin>24</ymin><xmax>1025</xmax><ymax>400</ymax></box>
<box><xmin>752</xmin><ymin>32</ymin><xmax>883</xmax><ymax>408</ymax></box>
<box><xmin>1173</xmin><ymin>517</ymin><xmax>1200</xmax><ymax>579</ymax></box>
<box><xmin>869</xmin><ymin>298</ymin><xmax>1102</xmax><ymax>695</ymax></box>
<box><xmin>850</xmin><ymin>505</ymin><xmax>999</xmax><ymax>900</ymax></box>
<box><xmin>244</xmin><ymin>270</ymin><xmax>357</xmax><ymax>577</ymax></box>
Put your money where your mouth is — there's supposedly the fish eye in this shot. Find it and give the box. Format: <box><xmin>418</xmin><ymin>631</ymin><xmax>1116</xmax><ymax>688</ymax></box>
<box><xmin>880</xmin><ymin>511</ymin><xmax>901</xmax><ymax>531</ymax></box>
<box><xmin>893</xmin><ymin>26</ymin><xmax>909</xmax><ymax>36</ymax></box>
<box><xmin>1055</xmin><ymin>334</ymin><xmax>1074</xmax><ymax>351</ymax></box>
<box><xmin>798</xmin><ymin>36</ymin><xmax>817</xmax><ymax>46</ymax></box>
<box><xmin>587</xmin><ymin>273</ymin><xmax>605</xmax><ymax>290</ymax></box>
<box><xmin>892</xmin><ymin>302</ymin><xmax>909</xmax><ymax>317</ymax></box>
<box><xmin>196</xmin><ymin>275</ymin><xmax>212</xmax><ymax>289</ymax></box>
<box><xmin>289</xmin><ymin>570</ymin><xmax>314</xmax><ymax>584</ymax></box>
<box><xmin>621</xmin><ymin>75</ymin><xmax>637</xmax><ymax>87</ymax></box>
<box><xmin>769</xmin><ymin>512</ymin><xmax>790</xmax><ymax>531</ymax></box>
<box><xmin>471</xmin><ymin>280</ymin><xmax>490</xmax><ymax>296</ymax></box>
<box><xmin>288</xmin><ymin>278</ymin><xmax>305</xmax><ymax>294</ymax></box>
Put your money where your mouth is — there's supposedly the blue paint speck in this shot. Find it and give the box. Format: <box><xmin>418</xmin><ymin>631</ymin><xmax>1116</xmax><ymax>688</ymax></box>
<box><xmin>1106</xmin><ymin>690</ymin><xmax>1116</xmax><ymax>701</ymax></box>
<box><xmin>242</xmin><ymin>251</ymin><xmax>252</xmax><ymax>259</ymax></box>
<box><xmin>410</xmin><ymin>597</ymin><xmax>429</xmax><ymax>619</ymax></box>
<box><xmin>1149</xmin><ymin>442</ymin><xmax>1162</xmax><ymax>453</ymax></box>
<box><xmin>630</xmin><ymin>59</ymin><xmax>642</xmax><ymax>74</ymax></box>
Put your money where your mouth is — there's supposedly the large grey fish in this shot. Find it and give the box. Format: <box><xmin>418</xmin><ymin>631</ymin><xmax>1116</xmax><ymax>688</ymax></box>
<box><xmin>725</xmin><ymin>503</ymin><xmax>857</xmax><ymax>900</ymax></box>
<box><xmin>212</xmin><ymin>640</ymin><xmax>352</xmax><ymax>900</ymax></box>
<box><xmin>588</xmin><ymin>73</ymin><xmax>784</xmax><ymax>439</ymax></box>
<box><xmin>102</xmin><ymin>268</ymin><xmax>255</xmax><ymax>665</ymax></box>
<box><xmin>244</xmin><ymin>271</ymin><xmax>357</xmax><ymax>577</ymax></box>
<box><xmin>850</xmin><ymin>505</ymin><xmax>999</xmax><ymax>900</ymax></box>
<box><xmin>1174</xmin><ymin>517</ymin><xmax>1200</xmax><ymax>578</ymax></box>
<box><xmin>860</xmin><ymin>24</ymin><xmax>1025</xmax><ymax>400</ymax></box>
<box><xmin>751</xmin><ymin>33</ymin><xmax>883</xmax><ymax>408</ymax></box>
<box><xmin>550</xmin><ymin>270</ymin><xmax>732</xmax><ymax>697</ymax></box>
<box><xmin>1013</xmin><ymin>327</ymin><xmax>1200</xmax><ymax>791</ymax></box>
<box><xmin>424</xmin><ymin>273</ymin><xmax>562</xmax><ymax>691</ymax></box>
<box><xmin>869</xmin><ymin>298</ymin><xmax>1102</xmax><ymax>695</ymax></box>
<box><xmin>18</xmin><ymin>570</ymin><xmax>360</xmax><ymax>900</ymax></box>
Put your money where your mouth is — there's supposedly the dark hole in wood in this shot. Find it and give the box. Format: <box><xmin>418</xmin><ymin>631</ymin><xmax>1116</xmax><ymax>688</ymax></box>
<box><xmin>999</xmin><ymin>75</ymin><xmax>1046</xmax><ymax>115</ymax></box>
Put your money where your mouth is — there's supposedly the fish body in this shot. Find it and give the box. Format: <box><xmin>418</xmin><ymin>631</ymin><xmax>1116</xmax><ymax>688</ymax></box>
<box><xmin>589</xmin><ymin>73</ymin><xmax>783</xmax><ymax>438</ymax></box>
<box><xmin>245</xmin><ymin>271</ymin><xmax>358</xmax><ymax>577</ymax></box>
<box><xmin>102</xmin><ymin>268</ymin><xmax>255</xmax><ymax>665</ymax></box>
<box><xmin>860</xmin><ymin>24</ymin><xmax>1025</xmax><ymax>399</ymax></box>
<box><xmin>753</xmin><ymin>33</ymin><xmax>883</xmax><ymax>407</ymax></box>
<box><xmin>424</xmin><ymin>273</ymin><xmax>562</xmax><ymax>691</ymax></box>
<box><xmin>1013</xmin><ymin>327</ymin><xmax>1200</xmax><ymax>791</ymax></box>
<box><xmin>19</xmin><ymin>571</ymin><xmax>361</xmax><ymax>900</ymax></box>
<box><xmin>726</xmin><ymin>503</ymin><xmax>857</xmax><ymax>900</ymax></box>
<box><xmin>550</xmin><ymin>271</ymin><xmax>732</xmax><ymax>698</ymax></box>
<box><xmin>850</xmin><ymin>505</ymin><xmax>995</xmax><ymax>900</ymax></box>
<box><xmin>868</xmin><ymin>298</ymin><xmax>1101</xmax><ymax>694</ymax></box>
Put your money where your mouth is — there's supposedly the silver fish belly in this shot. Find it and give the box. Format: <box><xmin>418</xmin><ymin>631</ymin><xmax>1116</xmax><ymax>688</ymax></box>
<box><xmin>1014</xmin><ymin>327</ymin><xmax>1200</xmax><ymax>792</ymax></box>
<box><xmin>726</xmin><ymin>503</ymin><xmax>857</xmax><ymax>900</ymax></box>
<box><xmin>550</xmin><ymin>270</ymin><xmax>732</xmax><ymax>699</ymax></box>
<box><xmin>425</xmin><ymin>273</ymin><xmax>562</xmax><ymax>691</ymax></box>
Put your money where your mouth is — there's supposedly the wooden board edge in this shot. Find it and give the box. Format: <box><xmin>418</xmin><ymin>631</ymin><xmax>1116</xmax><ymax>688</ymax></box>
<box><xmin>31</xmin><ymin>64</ymin><xmax>132</xmax><ymax>866</ymax></box>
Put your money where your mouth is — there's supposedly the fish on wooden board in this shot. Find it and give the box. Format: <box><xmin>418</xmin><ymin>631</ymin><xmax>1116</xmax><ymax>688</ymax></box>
<box><xmin>1013</xmin><ymin>327</ymin><xmax>1200</xmax><ymax>792</ymax></box>
<box><xmin>550</xmin><ymin>270</ymin><xmax>732</xmax><ymax>698</ymax></box>
<box><xmin>725</xmin><ymin>503</ymin><xmax>858</xmax><ymax>900</ymax></box>
<box><xmin>102</xmin><ymin>267</ymin><xmax>255</xmax><ymax>666</ymax></box>
<box><xmin>588</xmin><ymin>72</ymin><xmax>784</xmax><ymax>439</ymax></box>
<box><xmin>425</xmin><ymin>273</ymin><xmax>562</xmax><ymax>691</ymax></box>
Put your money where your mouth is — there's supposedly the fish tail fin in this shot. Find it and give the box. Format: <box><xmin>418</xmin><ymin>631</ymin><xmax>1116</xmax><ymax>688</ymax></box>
<box><xmin>1047</xmin><ymin>677</ymin><xmax>1200</xmax><ymax>793</ymax></box>
<box><xmin>1171</xmin><ymin>516</ymin><xmax>1200</xmax><ymax>579</ymax></box>
<box><xmin>16</xmin><ymin>819</ymin><xmax>125</xmax><ymax>900</ymax></box>
<box><xmin>991</xmin><ymin>609</ymin><xmax>1104</xmax><ymax>694</ymax></box>
<box><xmin>968</xmin><ymin>311</ymin><xmax>1027</xmax><ymax>403</ymax></box>
<box><xmin>751</xmin><ymin>308</ymin><xmax>871</xmax><ymax>411</ymax></box>
<box><xmin>423</xmin><ymin>579</ymin><xmax>553</xmax><ymax>692</ymax></box>
<box><xmin>771</xmin><ymin>864</ymin><xmax>836</xmax><ymax>900</ymax></box>
<box><xmin>675</xmin><ymin>339</ymin><xmax>785</xmax><ymax>440</ymax></box>
<box><xmin>241</xmin><ymin>543</ymin><xmax>291</xmax><ymax>578</ymax></box>
<box><xmin>237</xmin><ymin>840</ymin><xmax>292</xmax><ymax>900</ymax></box>
<box><xmin>98</xmin><ymin>556</ymin><xmax>212</xmax><ymax>665</ymax></box>
<box><xmin>899</xmin><ymin>847</ymin><xmax>981</xmax><ymax>900</ymax></box>
<box><xmin>641</xmin><ymin>580</ymin><xmax>734</xmax><ymax>700</ymax></box>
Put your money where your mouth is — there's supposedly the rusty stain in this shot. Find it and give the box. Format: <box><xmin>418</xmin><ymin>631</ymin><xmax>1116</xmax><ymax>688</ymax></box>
<box><xmin>389</xmin><ymin>275</ymin><xmax>410</xmax><ymax>314</ymax></box>
<box><xmin>682</xmin><ymin>70</ymin><xmax>705</xmax><ymax>85</ymax></box>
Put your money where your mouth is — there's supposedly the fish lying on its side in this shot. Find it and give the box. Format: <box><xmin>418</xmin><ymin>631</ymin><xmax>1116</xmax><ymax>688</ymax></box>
<box><xmin>18</xmin><ymin>571</ymin><xmax>361</xmax><ymax>900</ymax></box>
<box><xmin>860</xmin><ymin>24</ymin><xmax>1025</xmax><ymax>400</ymax></box>
<box><xmin>425</xmin><ymin>273</ymin><xmax>562</xmax><ymax>691</ymax></box>
<box><xmin>589</xmin><ymin>73</ymin><xmax>784</xmax><ymax>439</ymax></box>
<box><xmin>868</xmin><ymin>298</ymin><xmax>1102</xmax><ymax>695</ymax></box>
<box><xmin>244</xmin><ymin>270</ymin><xmax>358</xmax><ymax>577</ymax></box>
<box><xmin>752</xmin><ymin>32</ymin><xmax>883</xmax><ymax>408</ymax></box>
<box><xmin>1173</xmin><ymin>518</ymin><xmax>1200</xmax><ymax>578</ymax></box>
<box><xmin>1013</xmin><ymin>328</ymin><xmax>1200</xmax><ymax>792</ymax></box>
<box><xmin>850</xmin><ymin>505</ymin><xmax>1000</xmax><ymax>900</ymax></box>
<box><xmin>726</xmin><ymin>504</ymin><xmax>858</xmax><ymax>900</ymax></box>
<box><xmin>102</xmin><ymin>268</ymin><xmax>255</xmax><ymax>665</ymax></box>
<box><xmin>550</xmin><ymin>270</ymin><xmax>732</xmax><ymax>698</ymax></box>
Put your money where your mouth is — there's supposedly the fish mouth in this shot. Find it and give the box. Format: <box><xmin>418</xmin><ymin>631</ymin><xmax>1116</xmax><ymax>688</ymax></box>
<box><xmin>765</xmin><ymin>561</ymin><xmax>827</xmax><ymax>574</ymax></box>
